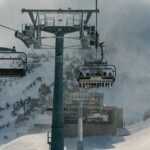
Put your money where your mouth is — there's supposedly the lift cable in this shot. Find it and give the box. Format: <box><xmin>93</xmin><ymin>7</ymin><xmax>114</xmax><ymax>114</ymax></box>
<box><xmin>30</xmin><ymin>47</ymin><xmax>54</xmax><ymax>88</ymax></box>
<box><xmin>94</xmin><ymin>0</ymin><xmax>104</xmax><ymax>63</ymax></box>
<box><xmin>30</xmin><ymin>46</ymin><xmax>54</xmax><ymax>83</ymax></box>
<box><xmin>0</xmin><ymin>24</ymin><xmax>16</xmax><ymax>32</ymax></box>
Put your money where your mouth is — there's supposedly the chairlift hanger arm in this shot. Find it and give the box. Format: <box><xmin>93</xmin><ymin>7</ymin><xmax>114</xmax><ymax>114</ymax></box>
<box><xmin>28</xmin><ymin>11</ymin><xmax>36</xmax><ymax>26</ymax></box>
<box><xmin>100</xmin><ymin>42</ymin><xmax>104</xmax><ymax>62</ymax></box>
<box><xmin>84</xmin><ymin>12</ymin><xmax>93</xmax><ymax>25</ymax></box>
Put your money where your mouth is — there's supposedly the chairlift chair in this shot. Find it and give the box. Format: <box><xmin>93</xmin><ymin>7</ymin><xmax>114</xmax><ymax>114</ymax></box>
<box><xmin>0</xmin><ymin>50</ymin><xmax>27</xmax><ymax>77</ymax></box>
<box><xmin>77</xmin><ymin>23</ymin><xmax>116</xmax><ymax>88</ymax></box>
<box><xmin>76</xmin><ymin>62</ymin><xmax>116</xmax><ymax>88</ymax></box>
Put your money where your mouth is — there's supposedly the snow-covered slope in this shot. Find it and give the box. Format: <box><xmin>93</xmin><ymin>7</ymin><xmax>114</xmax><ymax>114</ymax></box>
<box><xmin>0</xmin><ymin>119</ymin><xmax>150</xmax><ymax>150</ymax></box>
<box><xmin>0</xmin><ymin>133</ymin><xmax>49</xmax><ymax>150</ymax></box>
<box><xmin>0</xmin><ymin>51</ymin><xmax>54</xmax><ymax>145</ymax></box>
<box><xmin>114</xmin><ymin>119</ymin><xmax>150</xmax><ymax>150</ymax></box>
<box><xmin>0</xmin><ymin>49</ymin><xmax>79</xmax><ymax>146</ymax></box>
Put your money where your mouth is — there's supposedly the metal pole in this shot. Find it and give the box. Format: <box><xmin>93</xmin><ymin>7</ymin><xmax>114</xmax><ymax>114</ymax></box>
<box><xmin>95</xmin><ymin>0</ymin><xmax>98</xmax><ymax>31</ymax></box>
<box><xmin>51</xmin><ymin>30</ymin><xmax>64</xmax><ymax>150</ymax></box>
<box><xmin>80</xmin><ymin>12</ymin><xmax>84</xmax><ymax>39</ymax></box>
<box><xmin>77</xmin><ymin>96</ymin><xmax>83</xmax><ymax>150</ymax></box>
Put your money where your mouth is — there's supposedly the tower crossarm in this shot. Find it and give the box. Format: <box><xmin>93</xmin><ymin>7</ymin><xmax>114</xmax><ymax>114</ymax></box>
<box><xmin>22</xmin><ymin>8</ymin><xmax>99</xmax><ymax>14</ymax></box>
<box><xmin>22</xmin><ymin>9</ymin><xmax>99</xmax><ymax>27</ymax></box>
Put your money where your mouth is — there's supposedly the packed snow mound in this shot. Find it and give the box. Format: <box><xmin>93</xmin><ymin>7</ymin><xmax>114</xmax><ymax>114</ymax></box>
<box><xmin>113</xmin><ymin>119</ymin><xmax>150</xmax><ymax>150</ymax></box>
<box><xmin>127</xmin><ymin>118</ymin><xmax>150</xmax><ymax>134</ymax></box>
<box><xmin>0</xmin><ymin>133</ymin><xmax>49</xmax><ymax>150</ymax></box>
<box><xmin>115</xmin><ymin>128</ymin><xmax>150</xmax><ymax>150</ymax></box>
<box><xmin>0</xmin><ymin>119</ymin><xmax>150</xmax><ymax>150</ymax></box>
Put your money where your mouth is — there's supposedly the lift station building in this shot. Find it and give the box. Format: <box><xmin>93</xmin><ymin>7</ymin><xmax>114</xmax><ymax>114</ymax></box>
<box><xmin>64</xmin><ymin>92</ymin><xmax>123</xmax><ymax>137</ymax></box>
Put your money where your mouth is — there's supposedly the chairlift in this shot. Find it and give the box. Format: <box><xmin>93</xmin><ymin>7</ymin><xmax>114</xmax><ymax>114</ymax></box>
<box><xmin>77</xmin><ymin>20</ymin><xmax>116</xmax><ymax>89</ymax></box>
<box><xmin>76</xmin><ymin>62</ymin><xmax>116</xmax><ymax>88</ymax></box>
<box><xmin>0</xmin><ymin>50</ymin><xmax>27</xmax><ymax>77</ymax></box>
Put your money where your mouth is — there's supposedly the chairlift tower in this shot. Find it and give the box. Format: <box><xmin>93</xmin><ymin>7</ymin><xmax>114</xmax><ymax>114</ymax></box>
<box><xmin>17</xmin><ymin>8</ymin><xmax>99</xmax><ymax>150</ymax></box>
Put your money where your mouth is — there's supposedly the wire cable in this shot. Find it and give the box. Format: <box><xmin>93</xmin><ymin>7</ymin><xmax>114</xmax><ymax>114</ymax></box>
<box><xmin>0</xmin><ymin>24</ymin><xmax>16</xmax><ymax>32</ymax></box>
<box><xmin>30</xmin><ymin>46</ymin><xmax>53</xmax><ymax>84</ymax></box>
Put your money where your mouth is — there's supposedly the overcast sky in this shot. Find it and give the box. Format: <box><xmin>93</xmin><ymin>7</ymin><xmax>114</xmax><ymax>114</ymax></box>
<box><xmin>0</xmin><ymin>0</ymin><xmax>150</xmax><ymax>123</ymax></box>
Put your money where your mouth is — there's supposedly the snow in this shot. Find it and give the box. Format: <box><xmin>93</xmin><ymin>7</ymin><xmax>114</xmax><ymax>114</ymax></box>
<box><xmin>127</xmin><ymin>119</ymin><xmax>150</xmax><ymax>134</ymax></box>
<box><xmin>0</xmin><ymin>133</ymin><xmax>49</xmax><ymax>150</ymax></box>
<box><xmin>115</xmin><ymin>127</ymin><xmax>150</xmax><ymax>150</ymax></box>
<box><xmin>0</xmin><ymin>119</ymin><xmax>150</xmax><ymax>150</ymax></box>
<box><xmin>0</xmin><ymin>0</ymin><xmax>150</xmax><ymax>149</ymax></box>
<box><xmin>0</xmin><ymin>51</ymin><xmax>54</xmax><ymax>145</ymax></box>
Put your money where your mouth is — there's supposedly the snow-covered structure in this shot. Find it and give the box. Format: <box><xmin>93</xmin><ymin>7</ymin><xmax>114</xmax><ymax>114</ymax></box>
<box><xmin>64</xmin><ymin>92</ymin><xmax>123</xmax><ymax>137</ymax></box>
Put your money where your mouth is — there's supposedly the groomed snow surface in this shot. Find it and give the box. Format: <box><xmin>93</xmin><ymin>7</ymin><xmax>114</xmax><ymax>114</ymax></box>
<box><xmin>0</xmin><ymin>119</ymin><xmax>150</xmax><ymax>150</ymax></box>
